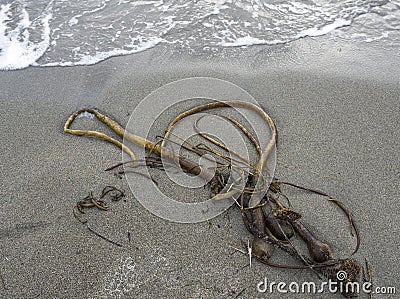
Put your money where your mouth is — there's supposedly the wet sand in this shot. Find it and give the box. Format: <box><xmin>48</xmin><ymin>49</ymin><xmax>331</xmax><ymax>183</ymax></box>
<box><xmin>0</xmin><ymin>38</ymin><xmax>399</xmax><ymax>298</ymax></box>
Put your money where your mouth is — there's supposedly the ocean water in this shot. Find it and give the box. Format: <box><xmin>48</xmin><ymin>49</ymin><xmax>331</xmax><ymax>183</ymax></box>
<box><xmin>0</xmin><ymin>0</ymin><xmax>399</xmax><ymax>70</ymax></box>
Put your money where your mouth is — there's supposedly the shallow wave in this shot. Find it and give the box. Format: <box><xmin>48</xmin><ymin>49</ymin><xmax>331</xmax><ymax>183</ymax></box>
<box><xmin>0</xmin><ymin>1</ymin><xmax>53</xmax><ymax>70</ymax></box>
<box><xmin>0</xmin><ymin>0</ymin><xmax>398</xmax><ymax>70</ymax></box>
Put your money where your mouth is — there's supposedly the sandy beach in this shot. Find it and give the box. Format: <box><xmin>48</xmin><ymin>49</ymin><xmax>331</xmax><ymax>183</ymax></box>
<box><xmin>0</xmin><ymin>37</ymin><xmax>399</xmax><ymax>298</ymax></box>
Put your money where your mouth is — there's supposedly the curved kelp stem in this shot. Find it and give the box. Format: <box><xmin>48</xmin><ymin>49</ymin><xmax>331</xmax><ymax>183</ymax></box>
<box><xmin>64</xmin><ymin>109</ymin><xmax>137</xmax><ymax>161</ymax></box>
<box><xmin>162</xmin><ymin>100</ymin><xmax>277</xmax><ymax>179</ymax></box>
<box><xmin>64</xmin><ymin>109</ymin><xmax>216</xmax><ymax>183</ymax></box>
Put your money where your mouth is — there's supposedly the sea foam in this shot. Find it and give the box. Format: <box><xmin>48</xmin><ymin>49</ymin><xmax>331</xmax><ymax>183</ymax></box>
<box><xmin>0</xmin><ymin>2</ymin><xmax>52</xmax><ymax>70</ymax></box>
<box><xmin>0</xmin><ymin>0</ymin><xmax>397</xmax><ymax>70</ymax></box>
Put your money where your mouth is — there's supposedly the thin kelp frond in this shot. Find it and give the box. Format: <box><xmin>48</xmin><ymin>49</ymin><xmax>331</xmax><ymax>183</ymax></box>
<box><xmin>275</xmin><ymin>180</ymin><xmax>360</xmax><ymax>255</ymax></box>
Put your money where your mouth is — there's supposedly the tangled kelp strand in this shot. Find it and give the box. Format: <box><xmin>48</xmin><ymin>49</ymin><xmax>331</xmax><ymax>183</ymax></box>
<box><xmin>65</xmin><ymin>101</ymin><xmax>363</xmax><ymax>297</ymax></box>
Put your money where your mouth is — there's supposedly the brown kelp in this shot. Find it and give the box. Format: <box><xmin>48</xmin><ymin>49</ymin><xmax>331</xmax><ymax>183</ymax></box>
<box><xmin>65</xmin><ymin>100</ymin><xmax>365</xmax><ymax>298</ymax></box>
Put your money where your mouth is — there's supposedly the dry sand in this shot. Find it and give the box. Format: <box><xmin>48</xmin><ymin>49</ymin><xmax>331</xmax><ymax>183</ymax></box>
<box><xmin>0</xmin><ymin>37</ymin><xmax>399</xmax><ymax>298</ymax></box>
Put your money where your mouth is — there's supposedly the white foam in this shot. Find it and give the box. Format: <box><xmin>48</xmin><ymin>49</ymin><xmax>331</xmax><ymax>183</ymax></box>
<box><xmin>130</xmin><ymin>0</ymin><xmax>163</xmax><ymax>6</ymax></box>
<box><xmin>297</xmin><ymin>18</ymin><xmax>352</xmax><ymax>38</ymax></box>
<box><xmin>218</xmin><ymin>35</ymin><xmax>286</xmax><ymax>47</ymax></box>
<box><xmin>218</xmin><ymin>17</ymin><xmax>352</xmax><ymax>48</ymax></box>
<box><xmin>76</xmin><ymin>111</ymin><xmax>95</xmax><ymax>119</ymax></box>
<box><xmin>68</xmin><ymin>16</ymin><xmax>79</xmax><ymax>26</ymax></box>
<box><xmin>0</xmin><ymin>3</ymin><xmax>53</xmax><ymax>70</ymax></box>
<box><xmin>76</xmin><ymin>37</ymin><xmax>162</xmax><ymax>65</ymax></box>
<box><xmin>218</xmin><ymin>35</ymin><xmax>267</xmax><ymax>47</ymax></box>
<box><xmin>41</xmin><ymin>37</ymin><xmax>163</xmax><ymax>66</ymax></box>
